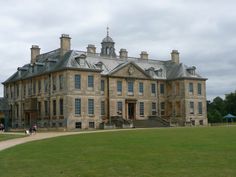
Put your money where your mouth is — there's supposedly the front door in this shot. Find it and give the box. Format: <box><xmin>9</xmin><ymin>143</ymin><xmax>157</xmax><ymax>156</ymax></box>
<box><xmin>128</xmin><ymin>103</ymin><xmax>135</xmax><ymax>120</ymax></box>
<box><xmin>25</xmin><ymin>112</ymin><xmax>30</xmax><ymax>127</ymax></box>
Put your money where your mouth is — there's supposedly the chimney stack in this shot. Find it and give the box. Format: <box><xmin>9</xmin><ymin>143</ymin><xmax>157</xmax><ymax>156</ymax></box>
<box><xmin>31</xmin><ymin>45</ymin><xmax>40</xmax><ymax>64</ymax></box>
<box><xmin>140</xmin><ymin>51</ymin><xmax>148</xmax><ymax>60</ymax></box>
<box><xmin>87</xmin><ymin>44</ymin><xmax>96</xmax><ymax>54</ymax></box>
<box><xmin>119</xmin><ymin>49</ymin><xmax>128</xmax><ymax>59</ymax></box>
<box><xmin>171</xmin><ymin>50</ymin><xmax>179</xmax><ymax>64</ymax></box>
<box><xmin>60</xmin><ymin>34</ymin><xmax>71</xmax><ymax>56</ymax></box>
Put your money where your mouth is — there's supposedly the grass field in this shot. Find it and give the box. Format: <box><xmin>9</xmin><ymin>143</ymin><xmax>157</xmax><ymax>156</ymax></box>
<box><xmin>0</xmin><ymin>127</ymin><xmax>236</xmax><ymax>177</ymax></box>
<box><xmin>0</xmin><ymin>133</ymin><xmax>25</xmax><ymax>142</ymax></box>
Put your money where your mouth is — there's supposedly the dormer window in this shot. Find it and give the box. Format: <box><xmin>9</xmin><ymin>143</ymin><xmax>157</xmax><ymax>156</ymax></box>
<box><xmin>187</xmin><ymin>66</ymin><xmax>196</xmax><ymax>75</ymax></box>
<box><xmin>95</xmin><ymin>61</ymin><xmax>105</xmax><ymax>70</ymax></box>
<box><xmin>75</xmin><ymin>54</ymin><xmax>87</xmax><ymax>66</ymax></box>
<box><xmin>29</xmin><ymin>64</ymin><xmax>34</xmax><ymax>73</ymax></box>
<box><xmin>145</xmin><ymin>67</ymin><xmax>155</xmax><ymax>77</ymax></box>
<box><xmin>46</xmin><ymin>58</ymin><xmax>57</xmax><ymax>69</ymax></box>
<box><xmin>155</xmin><ymin>68</ymin><xmax>163</xmax><ymax>77</ymax></box>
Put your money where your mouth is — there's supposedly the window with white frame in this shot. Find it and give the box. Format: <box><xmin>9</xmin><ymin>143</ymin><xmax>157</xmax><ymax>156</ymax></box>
<box><xmin>33</xmin><ymin>80</ymin><xmax>36</xmax><ymax>95</ymax></box>
<box><xmin>44</xmin><ymin>78</ymin><xmax>48</xmax><ymax>93</ymax></box>
<box><xmin>16</xmin><ymin>84</ymin><xmax>19</xmax><ymax>97</ymax></box>
<box><xmin>75</xmin><ymin>75</ymin><xmax>81</xmax><ymax>89</ymax></box>
<box><xmin>139</xmin><ymin>82</ymin><xmax>144</xmax><ymax>95</ymax></box>
<box><xmin>53</xmin><ymin>100</ymin><xmax>56</xmax><ymax>116</ymax></box>
<box><xmin>59</xmin><ymin>99</ymin><xmax>63</xmax><ymax>115</ymax></box>
<box><xmin>38</xmin><ymin>102</ymin><xmax>41</xmax><ymax>116</ymax></box>
<box><xmin>38</xmin><ymin>80</ymin><xmax>41</xmax><ymax>93</ymax></box>
<box><xmin>152</xmin><ymin>102</ymin><xmax>157</xmax><ymax>115</ymax></box>
<box><xmin>88</xmin><ymin>99</ymin><xmax>94</xmax><ymax>115</ymax></box>
<box><xmin>88</xmin><ymin>75</ymin><xmax>94</xmax><ymax>89</ymax></box>
<box><xmin>117</xmin><ymin>81</ymin><xmax>122</xmax><ymax>95</ymax></box>
<box><xmin>189</xmin><ymin>83</ymin><xmax>193</xmax><ymax>94</ymax></box>
<box><xmin>161</xmin><ymin>102</ymin><xmax>165</xmax><ymax>116</ymax></box>
<box><xmin>75</xmin><ymin>98</ymin><xmax>81</xmax><ymax>115</ymax></box>
<box><xmin>89</xmin><ymin>122</ymin><xmax>95</xmax><ymax>128</ymax></box>
<box><xmin>160</xmin><ymin>83</ymin><xmax>165</xmax><ymax>94</ymax></box>
<box><xmin>59</xmin><ymin>75</ymin><xmax>64</xmax><ymax>90</ymax></box>
<box><xmin>151</xmin><ymin>83</ymin><xmax>156</xmax><ymax>95</ymax></box>
<box><xmin>44</xmin><ymin>100</ymin><xmax>49</xmax><ymax>116</ymax></box>
<box><xmin>75</xmin><ymin>122</ymin><xmax>82</xmax><ymax>129</ymax></box>
<box><xmin>198</xmin><ymin>102</ymin><xmax>202</xmax><ymax>115</ymax></box>
<box><xmin>190</xmin><ymin>101</ymin><xmax>194</xmax><ymax>114</ymax></box>
<box><xmin>101</xmin><ymin>101</ymin><xmax>105</xmax><ymax>116</ymax></box>
<box><xmin>128</xmin><ymin>81</ymin><xmax>134</xmax><ymax>95</ymax></box>
<box><xmin>139</xmin><ymin>102</ymin><xmax>144</xmax><ymax>116</ymax></box>
<box><xmin>198</xmin><ymin>83</ymin><xmax>202</xmax><ymax>95</ymax></box>
<box><xmin>117</xmin><ymin>101</ymin><xmax>123</xmax><ymax>113</ymax></box>
<box><xmin>101</xmin><ymin>80</ymin><xmax>105</xmax><ymax>92</ymax></box>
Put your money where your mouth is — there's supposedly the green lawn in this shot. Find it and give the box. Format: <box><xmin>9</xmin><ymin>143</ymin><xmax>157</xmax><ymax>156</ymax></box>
<box><xmin>0</xmin><ymin>127</ymin><xmax>236</xmax><ymax>177</ymax></box>
<box><xmin>0</xmin><ymin>133</ymin><xmax>25</xmax><ymax>142</ymax></box>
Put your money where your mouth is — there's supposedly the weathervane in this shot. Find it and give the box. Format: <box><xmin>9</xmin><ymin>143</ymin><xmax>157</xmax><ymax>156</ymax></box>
<box><xmin>107</xmin><ymin>26</ymin><xmax>109</xmax><ymax>37</ymax></box>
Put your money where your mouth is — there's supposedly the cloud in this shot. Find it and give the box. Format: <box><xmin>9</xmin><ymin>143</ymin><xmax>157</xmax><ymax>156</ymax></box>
<box><xmin>0</xmin><ymin>0</ymin><xmax>236</xmax><ymax>100</ymax></box>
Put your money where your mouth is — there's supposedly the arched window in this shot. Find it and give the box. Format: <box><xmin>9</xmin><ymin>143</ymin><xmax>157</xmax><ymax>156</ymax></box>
<box><xmin>106</xmin><ymin>47</ymin><xmax>110</xmax><ymax>55</ymax></box>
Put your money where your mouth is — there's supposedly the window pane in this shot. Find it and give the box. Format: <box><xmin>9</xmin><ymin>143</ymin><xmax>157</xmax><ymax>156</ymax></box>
<box><xmin>38</xmin><ymin>80</ymin><xmax>41</xmax><ymax>93</ymax></box>
<box><xmin>152</xmin><ymin>102</ymin><xmax>156</xmax><ymax>115</ymax></box>
<box><xmin>38</xmin><ymin>102</ymin><xmax>41</xmax><ymax>117</ymax></box>
<box><xmin>198</xmin><ymin>102</ymin><xmax>202</xmax><ymax>114</ymax></box>
<box><xmin>101</xmin><ymin>101</ymin><xmax>105</xmax><ymax>115</ymax></box>
<box><xmin>89</xmin><ymin>122</ymin><xmax>95</xmax><ymax>128</ymax></box>
<box><xmin>117</xmin><ymin>81</ymin><xmax>122</xmax><ymax>93</ymax></box>
<box><xmin>75</xmin><ymin>122</ymin><xmax>82</xmax><ymax>128</ymax></box>
<box><xmin>60</xmin><ymin>99</ymin><xmax>63</xmax><ymax>115</ymax></box>
<box><xmin>140</xmin><ymin>102</ymin><xmax>144</xmax><ymax>116</ymax></box>
<box><xmin>128</xmin><ymin>81</ymin><xmax>134</xmax><ymax>93</ymax></box>
<box><xmin>161</xmin><ymin>102</ymin><xmax>165</xmax><ymax>116</ymax></box>
<box><xmin>75</xmin><ymin>75</ymin><xmax>81</xmax><ymax>89</ymax></box>
<box><xmin>160</xmin><ymin>84</ymin><xmax>165</xmax><ymax>94</ymax></box>
<box><xmin>151</xmin><ymin>83</ymin><xmax>156</xmax><ymax>94</ymax></box>
<box><xmin>75</xmin><ymin>98</ymin><xmax>81</xmax><ymax>115</ymax></box>
<box><xmin>117</xmin><ymin>101</ymin><xmax>122</xmax><ymax>113</ymax></box>
<box><xmin>139</xmin><ymin>82</ymin><xmax>143</xmax><ymax>93</ymax></box>
<box><xmin>101</xmin><ymin>80</ymin><xmax>105</xmax><ymax>92</ymax></box>
<box><xmin>190</xmin><ymin>101</ymin><xmax>194</xmax><ymax>114</ymax></box>
<box><xmin>44</xmin><ymin>101</ymin><xmax>48</xmax><ymax>116</ymax></box>
<box><xmin>88</xmin><ymin>76</ymin><xmax>94</xmax><ymax>88</ymax></box>
<box><xmin>53</xmin><ymin>100</ymin><xmax>56</xmax><ymax>116</ymax></box>
<box><xmin>88</xmin><ymin>99</ymin><xmax>94</xmax><ymax>115</ymax></box>
<box><xmin>198</xmin><ymin>83</ymin><xmax>202</xmax><ymax>95</ymax></box>
<box><xmin>52</xmin><ymin>76</ymin><xmax>56</xmax><ymax>91</ymax></box>
<box><xmin>59</xmin><ymin>75</ymin><xmax>64</xmax><ymax>90</ymax></box>
<box><xmin>189</xmin><ymin>83</ymin><xmax>193</xmax><ymax>93</ymax></box>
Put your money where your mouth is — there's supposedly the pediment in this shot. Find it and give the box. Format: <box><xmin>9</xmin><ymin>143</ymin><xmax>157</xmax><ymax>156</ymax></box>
<box><xmin>109</xmin><ymin>62</ymin><xmax>150</xmax><ymax>79</ymax></box>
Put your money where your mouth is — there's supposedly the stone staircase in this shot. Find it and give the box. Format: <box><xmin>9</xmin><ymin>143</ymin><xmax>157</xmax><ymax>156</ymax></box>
<box><xmin>133</xmin><ymin>116</ymin><xmax>170</xmax><ymax>128</ymax></box>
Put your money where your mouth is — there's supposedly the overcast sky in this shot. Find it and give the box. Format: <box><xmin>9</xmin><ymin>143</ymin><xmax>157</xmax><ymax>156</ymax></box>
<box><xmin>0</xmin><ymin>0</ymin><xmax>235</xmax><ymax>100</ymax></box>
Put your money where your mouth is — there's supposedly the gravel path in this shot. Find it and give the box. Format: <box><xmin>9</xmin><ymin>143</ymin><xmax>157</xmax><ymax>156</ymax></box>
<box><xmin>0</xmin><ymin>129</ymin><xmax>136</xmax><ymax>151</ymax></box>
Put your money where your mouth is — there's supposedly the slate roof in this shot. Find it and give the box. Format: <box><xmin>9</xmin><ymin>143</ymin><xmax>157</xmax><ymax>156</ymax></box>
<box><xmin>3</xmin><ymin>49</ymin><xmax>207</xmax><ymax>84</ymax></box>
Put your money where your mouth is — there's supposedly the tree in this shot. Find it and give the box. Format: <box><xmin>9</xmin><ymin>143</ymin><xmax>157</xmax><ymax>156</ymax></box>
<box><xmin>225</xmin><ymin>91</ymin><xmax>236</xmax><ymax>116</ymax></box>
<box><xmin>207</xmin><ymin>97</ymin><xmax>225</xmax><ymax>123</ymax></box>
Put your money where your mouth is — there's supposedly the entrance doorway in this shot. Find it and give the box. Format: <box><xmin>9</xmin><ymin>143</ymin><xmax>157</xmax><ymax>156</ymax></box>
<box><xmin>24</xmin><ymin>112</ymin><xmax>37</xmax><ymax>127</ymax></box>
<box><xmin>128</xmin><ymin>103</ymin><xmax>135</xmax><ymax>120</ymax></box>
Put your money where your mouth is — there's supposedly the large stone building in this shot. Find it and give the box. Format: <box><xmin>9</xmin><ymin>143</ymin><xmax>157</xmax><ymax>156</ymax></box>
<box><xmin>2</xmin><ymin>30</ymin><xmax>207</xmax><ymax>130</ymax></box>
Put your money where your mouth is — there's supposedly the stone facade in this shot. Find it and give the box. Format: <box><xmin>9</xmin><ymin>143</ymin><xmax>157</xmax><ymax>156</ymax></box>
<box><xmin>2</xmin><ymin>32</ymin><xmax>207</xmax><ymax>130</ymax></box>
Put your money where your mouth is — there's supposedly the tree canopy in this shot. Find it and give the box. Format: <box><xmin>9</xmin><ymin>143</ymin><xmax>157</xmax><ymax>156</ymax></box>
<box><xmin>207</xmin><ymin>91</ymin><xmax>236</xmax><ymax>123</ymax></box>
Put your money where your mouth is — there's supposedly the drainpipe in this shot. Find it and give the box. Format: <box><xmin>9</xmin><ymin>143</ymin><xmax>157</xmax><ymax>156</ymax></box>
<box><xmin>48</xmin><ymin>74</ymin><xmax>51</xmax><ymax>127</ymax></box>
<box><xmin>107</xmin><ymin>76</ymin><xmax>110</xmax><ymax>125</ymax></box>
<box><xmin>156</xmin><ymin>80</ymin><xmax>160</xmax><ymax>117</ymax></box>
